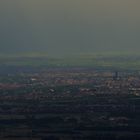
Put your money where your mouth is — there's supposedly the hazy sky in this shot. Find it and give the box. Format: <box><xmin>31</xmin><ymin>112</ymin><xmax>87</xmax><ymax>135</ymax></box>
<box><xmin>0</xmin><ymin>0</ymin><xmax>140</xmax><ymax>56</ymax></box>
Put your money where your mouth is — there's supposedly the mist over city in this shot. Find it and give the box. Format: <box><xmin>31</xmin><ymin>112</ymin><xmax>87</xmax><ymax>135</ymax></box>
<box><xmin>0</xmin><ymin>1</ymin><xmax>140</xmax><ymax>140</ymax></box>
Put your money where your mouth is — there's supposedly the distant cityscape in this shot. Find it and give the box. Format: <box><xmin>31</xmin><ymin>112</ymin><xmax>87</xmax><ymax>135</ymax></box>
<box><xmin>0</xmin><ymin>67</ymin><xmax>140</xmax><ymax>139</ymax></box>
<box><xmin>1</xmin><ymin>0</ymin><xmax>140</xmax><ymax>139</ymax></box>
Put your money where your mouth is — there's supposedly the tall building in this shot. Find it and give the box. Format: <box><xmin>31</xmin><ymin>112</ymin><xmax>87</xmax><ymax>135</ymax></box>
<box><xmin>113</xmin><ymin>71</ymin><xmax>119</xmax><ymax>80</ymax></box>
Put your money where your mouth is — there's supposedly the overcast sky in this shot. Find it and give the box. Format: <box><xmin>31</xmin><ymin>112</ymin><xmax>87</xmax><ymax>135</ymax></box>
<box><xmin>0</xmin><ymin>0</ymin><xmax>140</xmax><ymax>56</ymax></box>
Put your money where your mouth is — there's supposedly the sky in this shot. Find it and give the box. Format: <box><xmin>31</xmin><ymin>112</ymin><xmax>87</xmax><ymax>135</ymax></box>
<box><xmin>0</xmin><ymin>0</ymin><xmax>140</xmax><ymax>57</ymax></box>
